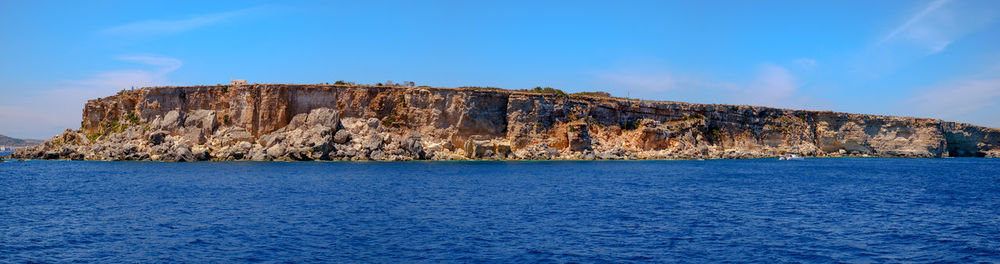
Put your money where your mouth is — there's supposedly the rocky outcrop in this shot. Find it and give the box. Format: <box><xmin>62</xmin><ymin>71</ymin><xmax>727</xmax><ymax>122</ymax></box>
<box><xmin>12</xmin><ymin>84</ymin><xmax>1000</xmax><ymax>161</ymax></box>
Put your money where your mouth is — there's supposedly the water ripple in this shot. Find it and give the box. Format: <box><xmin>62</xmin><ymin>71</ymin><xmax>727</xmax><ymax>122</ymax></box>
<box><xmin>1</xmin><ymin>158</ymin><xmax>999</xmax><ymax>262</ymax></box>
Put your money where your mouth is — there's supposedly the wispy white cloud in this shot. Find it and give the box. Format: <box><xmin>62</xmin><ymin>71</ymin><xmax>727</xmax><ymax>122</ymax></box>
<box><xmin>879</xmin><ymin>0</ymin><xmax>951</xmax><ymax>46</ymax></box>
<box><xmin>903</xmin><ymin>76</ymin><xmax>1000</xmax><ymax>126</ymax></box>
<box><xmin>896</xmin><ymin>58</ymin><xmax>1000</xmax><ymax>128</ymax></box>
<box><xmin>849</xmin><ymin>0</ymin><xmax>996</xmax><ymax>80</ymax></box>
<box><xmin>594</xmin><ymin>63</ymin><xmax>828</xmax><ymax>110</ymax></box>
<box><xmin>0</xmin><ymin>55</ymin><xmax>182</xmax><ymax>138</ymax></box>
<box><xmin>876</xmin><ymin>0</ymin><xmax>995</xmax><ymax>54</ymax></box>
<box><xmin>118</xmin><ymin>55</ymin><xmax>183</xmax><ymax>72</ymax></box>
<box><xmin>99</xmin><ymin>7</ymin><xmax>262</xmax><ymax>36</ymax></box>
<box><xmin>62</xmin><ymin>55</ymin><xmax>182</xmax><ymax>90</ymax></box>
<box><xmin>597</xmin><ymin>70</ymin><xmax>681</xmax><ymax>93</ymax></box>
<box><xmin>741</xmin><ymin>64</ymin><xmax>798</xmax><ymax>107</ymax></box>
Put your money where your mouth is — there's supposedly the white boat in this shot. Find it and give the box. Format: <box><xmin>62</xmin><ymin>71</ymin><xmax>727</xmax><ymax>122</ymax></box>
<box><xmin>779</xmin><ymin>154</ymin><xmax>804</xmax><ymax>160</ymax></box>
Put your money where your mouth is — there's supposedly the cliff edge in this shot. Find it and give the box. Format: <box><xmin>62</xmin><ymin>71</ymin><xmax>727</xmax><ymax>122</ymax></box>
<box><xmin>12</xmin><ymin>83</ymin><xmax>1000</xmax><ymax>161</ymax></box>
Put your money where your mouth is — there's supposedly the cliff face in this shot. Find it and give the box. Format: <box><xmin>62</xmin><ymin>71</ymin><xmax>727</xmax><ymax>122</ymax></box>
<box><xmin>13</xmin><ymin>84</ymin><xmax>1000</xmax><ymax>161</ymax></box>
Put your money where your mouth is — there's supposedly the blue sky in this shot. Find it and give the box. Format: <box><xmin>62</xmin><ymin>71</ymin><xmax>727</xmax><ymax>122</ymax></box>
<box><xmin>2</xmin><ymin>0</ymin><xmax>999</xmax><ymax>138</ymax></box>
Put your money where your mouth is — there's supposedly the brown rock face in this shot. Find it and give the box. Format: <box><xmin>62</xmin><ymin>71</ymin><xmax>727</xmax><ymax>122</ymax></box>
<box><xmin>566</xmin><ymin>121</ymin><xmax>591</xmax><ymax>151</ymax></box>
<box><xmin>12</xmin><ymin>83</ymin><xmax>1000</xmax><ymax>161</ymax></box>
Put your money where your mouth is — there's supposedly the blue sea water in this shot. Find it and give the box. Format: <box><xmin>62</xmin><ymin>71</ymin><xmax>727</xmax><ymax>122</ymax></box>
<box><xmin>1</xmin><ymin>158</ymin><xmax>999</xmax><ymax>263</ymax></box>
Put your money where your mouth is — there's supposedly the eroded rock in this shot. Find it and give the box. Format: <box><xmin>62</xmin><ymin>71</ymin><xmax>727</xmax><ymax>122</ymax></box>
<box><xmin>12</xmin><ymin>84</ymin><xmax>1000</xmax><ymax>161</ymax></box>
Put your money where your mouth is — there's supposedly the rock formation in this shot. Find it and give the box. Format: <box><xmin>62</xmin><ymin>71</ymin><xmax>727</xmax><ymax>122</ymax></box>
<box><xmin>12</xmin><ymin>84</ymin><xmax>1000</xmax><ymax>161</ymax></box>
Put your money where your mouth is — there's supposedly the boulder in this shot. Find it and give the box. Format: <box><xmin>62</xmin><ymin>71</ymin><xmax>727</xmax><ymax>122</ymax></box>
<box><xmin>160</xmin><ymin>143</ymin><xmax>193</xmax><ymax>162</ymax></box>
<box><xmin>249</xmin><ymin>117</ymin><xmax>337</xmax><ymax>161</ymax></box>
<box><xmin>122</xmin><ymin>126</ymin><xmax>143</xmax><ymax>140</ymax></box>
<box><xmin>156</xmin><ymin>110</ymin><xmax>183</xmax><ymax>131</ymax></box>
<box><xmin>192</xmin><ymin>146</ymin><xmax>211</xmax><ymax>161</ymax></box>
<box><xmin>249</xmin><ymin>144</ymin><xmax>267</xmax><ymax>161</ymax></box>
<box><xmin>213</xmin><ymin>127</ymin><xmax>255</xmax><ymax>145</ymax></box>
<box><xmin>59</xmin><ymin>129</ymin><xmax>88</xmax><ymax>145</ymax></box>
<box><xmin>334</xmin><ymin>130</ymin><xmax>351</xmax><ymax>144</ymax></box>
<box><xmin>369</xmin><ymin>150</ymin><xmax>386</xmax><ymax>160</ymax></box>
<box><xmin>402</xmin><ymin>132</ymin><xmax>423</xmax><ymax>156</ymax></box>
<box><xmin>306</xmin><ymin>108</ymin><xmax>340</xmax><ymax>128</ymax></box>
<box><xmin>364</xmin><ymin>135</ymin><xmax>383</xmax><ymax>151</ymax></box>
<box><xmin>182</xmin><ymin>127</ymin><xmax>207</xmax><ymax>145</ymax></box>
<box><xmin>281</xmin><ymin>147</ymin><xmax>303</xmax><ymax>160</ymax></box>
<box><xmin>184</xmin><ymin>110</ymin><xmax>217</xmax><ymax>136</ymax></box>
<box><xmin>258</xmin><ymin>132</ymin><xmax>283</xmax><ymax>148</ymax></box>
<box><xmin>300</xmin><ymin>126</ymin><xmax>334</xmax><ymax>160</ymax></box>
<box><xmin>463</xmin><ymin>139</ymin><xmax>492</xmax><ymax>158</ymax></box>
<box><xmin>366</xmin><ymin>118</ymin><xmax>380</xmax><ymax>130</ymax></box>
<box><xmin>286</xmin><ymin>113</ymin><xmax>308</xmax><ymax>131</ymax></box>
<box><xmin>266</xmin><ymin>144</ymin><xmax>286</xmax><ymax>158</ymax></box>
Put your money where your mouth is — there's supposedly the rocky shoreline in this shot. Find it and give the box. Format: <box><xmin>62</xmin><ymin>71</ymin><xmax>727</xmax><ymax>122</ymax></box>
<box><xmin>12</xmin><ymin>84</ymin><xmax>1000</xmax><ymax>161</ymax></box>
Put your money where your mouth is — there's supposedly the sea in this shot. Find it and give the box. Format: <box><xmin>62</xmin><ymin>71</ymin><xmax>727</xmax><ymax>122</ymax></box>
<box><xmin>1</xmin><ymin>156</ymin><xmax>998</xmax><ymax>263</ymax></box>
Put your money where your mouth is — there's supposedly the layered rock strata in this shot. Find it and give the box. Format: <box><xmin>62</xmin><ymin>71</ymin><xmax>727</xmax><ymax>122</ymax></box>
<box><xmin>13</xmin><ymin>84</ymin><xmax>1000</xmax><ymax>161</ymax></box>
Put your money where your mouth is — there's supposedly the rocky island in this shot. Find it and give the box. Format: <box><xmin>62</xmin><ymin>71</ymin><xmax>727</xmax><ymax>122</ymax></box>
<box><xmin>11</xmin><ymin>83</ymin><xmax>1000</xmax><ymax>161</ymax></box>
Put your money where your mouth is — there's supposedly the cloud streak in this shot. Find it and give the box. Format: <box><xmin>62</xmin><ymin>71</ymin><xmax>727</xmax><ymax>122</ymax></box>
<box><xmin>742</xmin><ymin>64</ymin><xmax>799</xmax><ymax>107</ymax></box>
<box><xmin>596</xmin><ymin>71</ymin><xmax>681</xmax><ymax>93</ymax></box>
<box><xmin>875</xmin><ymin>0</ymin><xmax>996</xmax><ymax>54</ymax></box>
<box><xmin>594</xmin><ymin>63</ymin><xmax>828</xmax><ymax>110</ymax></box>
<box><xmin>879</xmin><ymin>0</ymin><xmax>951</xmax><ymax>45</ymax></box>
<box><xmin>63</xmin><ymin>55</ymin><xmax>182</xmax><ymax>90</ymax></box>
<box><xmin>850</xmin><ymin>0</ymin><xmax>997</xmax><ymax>81</ymax></box>
<box><xmin>118</xmin><ymin>55</ymin><xmax>183</xmax><ymax>72</ymax></box>
<box><xmin>0</xmin><ymin>55</ymin><xmax>182</xmax><ymax>138</ymax></box>
<box><xmin>904</xmin><ymin>77</ymin><xmax>1000</xmax><ymax>126</ymax></box>
<box><xmin>100</xmin><ymin>7</ymin><xmax>261</xmax><ymax>36</ymax></box>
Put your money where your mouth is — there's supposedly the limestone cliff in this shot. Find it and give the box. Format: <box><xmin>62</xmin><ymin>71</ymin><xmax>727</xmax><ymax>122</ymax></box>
<box><xmin>12</xmin><ymin>84</ymin><xmax>1000</xmax><ymax>161</ymax></box>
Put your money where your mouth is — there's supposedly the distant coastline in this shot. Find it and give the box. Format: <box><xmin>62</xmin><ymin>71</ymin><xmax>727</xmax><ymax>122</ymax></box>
<box><xmin>0</xmin><ymin>134</ymin><xmax>42</xmax><ymax>152</ymax></box>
